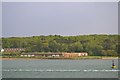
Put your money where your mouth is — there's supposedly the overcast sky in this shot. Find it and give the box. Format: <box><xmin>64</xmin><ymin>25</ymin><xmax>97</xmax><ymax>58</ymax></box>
<box><xmin>2</xmin><ymin>2</ymin><xmax>118</xmax><ymax>37</ymax></box>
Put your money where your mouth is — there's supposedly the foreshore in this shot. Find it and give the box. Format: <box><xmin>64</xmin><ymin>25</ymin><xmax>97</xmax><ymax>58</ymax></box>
<box><xmin>0</xmin><ymin>56</ymin><xmax>119</xmax><ymax>60</ymax></box>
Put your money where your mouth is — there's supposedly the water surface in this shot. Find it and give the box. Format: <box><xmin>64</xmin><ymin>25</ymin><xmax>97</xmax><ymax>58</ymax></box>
<box><xmin>2</xmin><ymin>59</ymin><xmax>118</xmax><ymax>78</ymax></box>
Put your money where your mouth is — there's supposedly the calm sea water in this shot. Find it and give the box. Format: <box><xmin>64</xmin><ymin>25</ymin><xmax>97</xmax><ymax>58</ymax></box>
<box><xmin>2</xmin><ymin>59</ymin><xmax>118</xmax><ymax>78</ymax></box>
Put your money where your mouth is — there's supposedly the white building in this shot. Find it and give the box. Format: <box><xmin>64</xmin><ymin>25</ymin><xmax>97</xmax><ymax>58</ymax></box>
<box><xmin>1</xmin><ymin>49</ymin><xmax>4</xmax><ymax>52</ymax></box>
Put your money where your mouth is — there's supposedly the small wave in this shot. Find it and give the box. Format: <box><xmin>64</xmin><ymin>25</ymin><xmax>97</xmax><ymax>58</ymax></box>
<box><xmin>2</xmin><ymin>69</ymin><xmax>120</xmax><ymax>72</ymax></box>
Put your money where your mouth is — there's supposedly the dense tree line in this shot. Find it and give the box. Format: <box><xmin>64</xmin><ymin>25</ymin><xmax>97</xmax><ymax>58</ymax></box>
<box><xmin>2</xmin><ymin>35</ymin><xmax>119</xmax><ymax>56</ymax></box>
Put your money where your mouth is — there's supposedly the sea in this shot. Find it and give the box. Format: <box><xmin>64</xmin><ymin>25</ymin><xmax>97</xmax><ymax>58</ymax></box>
<box><xmin>2</xmin><ymin>59</ymin><xmax>119</xmax><ymax>78</ymax></box>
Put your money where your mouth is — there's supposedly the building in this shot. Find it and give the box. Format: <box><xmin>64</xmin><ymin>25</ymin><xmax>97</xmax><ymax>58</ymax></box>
<box><xmin>62</xmin><ymin>52</ymin><xmax>88</xmax><ymax>58</ymax></box>
<box><xmin>3</xmin><ymin>48</ymin><xmax>25</xmax><ymax>52</ymax></box>
<box><xmin>1</xmin><ymin>49</ymin><xmax>4</xmax><ymax>52</ymax></box>
<box><xmin>21</xmin><ymin>52</ymin><xmax>63</xmax><ymax>57</ymax></box>
<box><xmin>20</xmin><ymin>52</ymin><xmax>88</xmax><ymax>58</ymax></box>
<box><xmin>78</xmin><ymin>52</ymin><xmax>88</xmax><ymax>56</ymax></box>
<box><xmin>2</xmin><ymin>48</ymin><xmax>88</xmax><ymax>58</ymax></box>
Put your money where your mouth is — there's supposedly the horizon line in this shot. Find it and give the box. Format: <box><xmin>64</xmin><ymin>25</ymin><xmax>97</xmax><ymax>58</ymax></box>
<box><xmin>1</xmin><ymin>33</ymin><xmax>119</xmax><ymax>38</ymax></box>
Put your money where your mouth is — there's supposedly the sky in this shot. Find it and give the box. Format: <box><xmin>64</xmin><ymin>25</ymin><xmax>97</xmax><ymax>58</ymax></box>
<box><xmin>2</xmin><ymin>2</ymin><xmax>118</xmax><ymax>37</ymax></box>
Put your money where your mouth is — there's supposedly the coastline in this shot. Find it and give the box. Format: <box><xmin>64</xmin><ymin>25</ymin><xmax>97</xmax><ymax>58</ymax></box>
<box><xmin>0</xmin><ymin>57</ymin><xmax>119</xmax><ymax>60</ymax></box>
<box><xmin>0</xmin><ymin>58</ymin><xmax>42</xmax><ymax>60</ymax></box>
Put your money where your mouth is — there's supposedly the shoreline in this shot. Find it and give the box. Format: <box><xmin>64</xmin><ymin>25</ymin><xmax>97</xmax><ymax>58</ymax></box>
<box><xmin>0</xmin><ymin>57</ymin><xmax>119</xmax><ymax>60</ymax></box>
<box><xmin>0</xmin><ymin>58</ymin><xmax>43</xmax><ymax>60</ymax></box>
